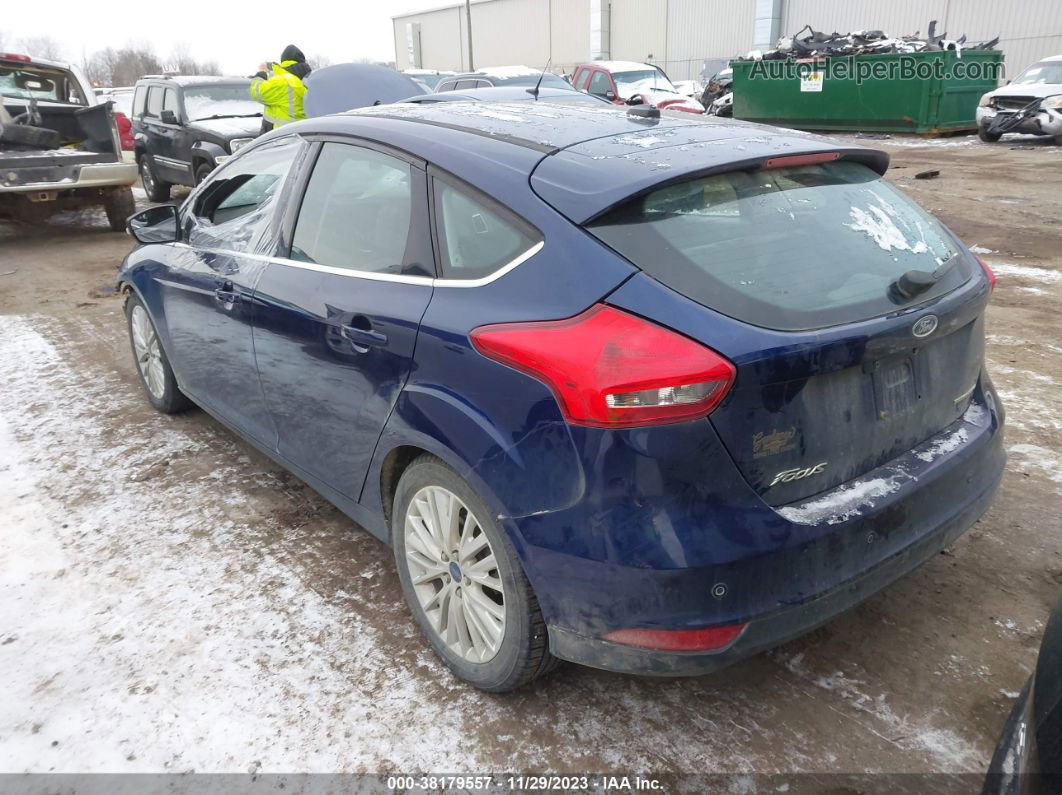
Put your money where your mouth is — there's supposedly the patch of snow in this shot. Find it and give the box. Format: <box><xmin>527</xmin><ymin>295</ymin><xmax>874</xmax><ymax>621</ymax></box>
<box><xmin>615</xmin><ymin>135</ymin><xmax>668</xmax><ymax>148</ymax></box>
<box><xmin>1000</xmin><ymin>690</ymin><xmax>1020</xmax><ymax>699</ymax></box>
<box><xmin>777</xmin><ymin>475</ymin><xmax>903</xmax><ymax>525</ymax></box>
<box><xmin>916</xmin><ymin>427</ymin><xmax>969</xmax><ymax>463</ymax></box>
<box><xmin>1007</xmin><ymin>444</ymin><xmax>1062</xmax><ymax>485</ymax></box>
<box><xmin>473</xmin><ymin>109</ymin><xmax>525</xmax><ymax>122</ymax></box>
<box><xmin>969</xmin><ymin>245</ymin><xmax>994</xmax><ymax>254</ymax></box>
<box><xmin>963</xmin><ymin>403</ymin><xmax>988</xmax><ymax>427</ymax></box>
<box><xmin>989</xmin><ymin>262</ymin><xmax>1062</xmax><ymax>283</ymax></box>
<box><xmin>844</xmin><ymin>199</ymin><xmax>928</xmax><ymax>255</ymax></box>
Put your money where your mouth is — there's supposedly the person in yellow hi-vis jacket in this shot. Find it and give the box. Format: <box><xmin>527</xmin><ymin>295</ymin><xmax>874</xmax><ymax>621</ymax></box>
<box><xmin>250</xmin><ymin>45</ymin><xmax>312</xmax><ymax>135</ymax></box>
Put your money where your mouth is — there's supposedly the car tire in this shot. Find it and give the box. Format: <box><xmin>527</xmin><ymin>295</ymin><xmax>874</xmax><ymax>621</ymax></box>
<box><xmin>103</xmin><ymin>187</ymin><xmax>135</xmax><ymax>232</ymax></box>
<box><xmin>978</xmin><ymin>126</ymin><xmax>1002</xmax><ymax>143</ymax></box>
<box><xmin>138</xmin><ymin>155</ymin><xmax>171</xmax><ymax>202</ymax></box>
<box><xmin>194</xmin><ymin>161</ymin><xmax>214</xmax><ymax>185</ymax></box>
<box><xmin>124</xmin><ymin>292</ymin><xmax>191</xmax><ymax>414</ymax></box>
<box><xmin>392</xmin><ymin>454</ymin><xmax>560</xmax><ymax>691</ymax></box>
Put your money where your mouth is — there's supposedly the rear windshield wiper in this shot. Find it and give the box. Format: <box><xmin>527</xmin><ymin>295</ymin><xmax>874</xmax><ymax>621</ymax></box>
<box><xmin>889</xmin><ymin>253</ymin><xmax>961</xmax><ymax>302</ymax></box>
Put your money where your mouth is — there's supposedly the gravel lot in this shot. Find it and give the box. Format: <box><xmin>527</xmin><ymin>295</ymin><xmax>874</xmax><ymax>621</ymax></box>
<box><xmin>0</xmin><ymin>133</ymin><xmax>1060</xmax><ymax>781</ymax></box>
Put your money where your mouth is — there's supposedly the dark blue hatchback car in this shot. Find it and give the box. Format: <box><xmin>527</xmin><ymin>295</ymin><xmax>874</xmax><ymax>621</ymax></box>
<box><xmin>120</xmin><ymin>102</ymin><xmax>1005</xmax><ymax>691</ymax></box>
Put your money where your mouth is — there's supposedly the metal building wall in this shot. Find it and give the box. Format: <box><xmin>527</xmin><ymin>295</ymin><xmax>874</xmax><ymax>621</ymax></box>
<box><xmin>392</xmin><ymin>0</ymin><xmax>591</xmax><ymax>74</ymax></box>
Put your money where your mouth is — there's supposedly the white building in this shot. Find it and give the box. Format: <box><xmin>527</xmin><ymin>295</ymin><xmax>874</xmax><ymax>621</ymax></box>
<box><xmin>393</xmin><ymin>0</ymin><xmax>1062</xmax><ymax>81</ymax></box>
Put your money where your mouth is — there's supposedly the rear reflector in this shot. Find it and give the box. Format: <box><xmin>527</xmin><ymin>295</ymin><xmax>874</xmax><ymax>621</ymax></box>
<box><xmin>763</xmin><ymin>152</ymin><xmax>840</xmax><ymax>169</ymax></box>
<box><xmin>470</xmin><ymin>304</ymin><xmax>735</xmax><ymax>428</ymax></box>
<box><xmin>977</xmin><ymin>256</ymin><xmax>997</xmax><ymax>291</ymax></box>
<box><xmin>603</xmin><ymin>624</ymin><xmax>747</xmax><ymax>652</ymax></box>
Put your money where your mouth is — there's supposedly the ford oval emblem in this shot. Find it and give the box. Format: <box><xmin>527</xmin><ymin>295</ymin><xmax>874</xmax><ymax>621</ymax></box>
<box><xmin>912</xmin><ymin>315</ymin><xmax>939</xmax><ymax>338</ymax></box>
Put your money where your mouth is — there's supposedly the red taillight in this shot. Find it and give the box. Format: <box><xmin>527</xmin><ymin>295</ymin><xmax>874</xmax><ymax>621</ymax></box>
<box><xmin>763</xmin><ymin>152</ymin><xmax>840</xmax><ymax>169</ymax></box>
<box><xmin>977</xmin><ymin>256</ymin><xmax>997</xmax><ymax>291</ymax></box>
<box><xmin>0</xmin><ymin>53</ymin><xmax>32</xmax><ymax>63</ymax></box>
<box><xmin>603</xmin><ymin>624</ymin><xmax>747</xmax><ymax>652</ymax></box>
<box><xmin>470</xmin><ymin>304</ymin><xmax>735</xmax><ymax>429</ymax></box>
<box><xmin>113</xmin><ymin>112</ymin><xmax>134</xmax><ymax>150</ymax></box>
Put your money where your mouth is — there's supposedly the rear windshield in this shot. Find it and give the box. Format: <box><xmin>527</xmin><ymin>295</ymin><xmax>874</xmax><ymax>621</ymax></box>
<box><xmin>0</xmin><ymin>64</ymin><xmax>86</xmax><ymax>105</ymax></box>
<box><xmin>587</xmin><ymin>161</ymin><xmax>971</xmax><ymax>331</ymax></box>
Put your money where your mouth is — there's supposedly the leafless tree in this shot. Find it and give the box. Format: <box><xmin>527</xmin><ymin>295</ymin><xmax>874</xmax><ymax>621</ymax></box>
<box><xmin>307</xmin><ymin>54</ymin><xmax>332</xmax><ymax>71</ymax></box>
<box><xmin>17</xmin><ymin>35</ymin><xmax>64</xmax><ymax>61</ymax></box>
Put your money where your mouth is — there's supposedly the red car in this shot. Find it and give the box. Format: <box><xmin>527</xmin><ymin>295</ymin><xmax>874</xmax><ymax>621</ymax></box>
<box><xmin>571</xmin><ymin>61</ymin><xmax>704</xmax><ymax>113</ymax></box>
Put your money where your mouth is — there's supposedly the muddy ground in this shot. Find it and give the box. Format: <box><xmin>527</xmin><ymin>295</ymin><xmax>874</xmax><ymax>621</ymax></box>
<box><xmin>0</xmin><ymin>134</ymin><xmax>1060</xmax><ymax>783</ymax></box>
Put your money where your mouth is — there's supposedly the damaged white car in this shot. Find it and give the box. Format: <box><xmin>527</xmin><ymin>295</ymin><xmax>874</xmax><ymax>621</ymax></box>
<box><xmin>976</xmin><ymin>55</ymin><xmax>1062</xmax><ymax>143</ymax></box>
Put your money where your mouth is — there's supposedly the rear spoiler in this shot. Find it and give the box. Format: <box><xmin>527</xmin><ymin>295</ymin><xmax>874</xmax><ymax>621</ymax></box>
<box><xmin>530</xmin><ymin>134</ymin><xmax>890</xmax><ymax>225</ymax></box>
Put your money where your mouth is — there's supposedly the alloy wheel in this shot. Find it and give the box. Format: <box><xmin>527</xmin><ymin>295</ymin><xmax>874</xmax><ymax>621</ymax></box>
<box><xmin>130</xmin><ymin>305</ymin><xmax>165</xmax><ymax>399</ymax></box>
<box><xmin>404</xmin><ymin>485</ymin><xmax>506</xmax><ymax>663</ymax></box>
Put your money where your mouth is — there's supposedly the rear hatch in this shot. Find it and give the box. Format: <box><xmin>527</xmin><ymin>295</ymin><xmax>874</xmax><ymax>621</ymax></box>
<box><xmin>577</xmin><ymin>152</ymin><xmax>988</xmax><ymax>505</ymax></box>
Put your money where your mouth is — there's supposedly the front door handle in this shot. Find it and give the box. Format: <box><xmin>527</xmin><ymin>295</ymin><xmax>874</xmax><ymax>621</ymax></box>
<box><xmin>214</xmin><ymin>281</ymin><xmax>238</xmax><ymax>304</ymax></box>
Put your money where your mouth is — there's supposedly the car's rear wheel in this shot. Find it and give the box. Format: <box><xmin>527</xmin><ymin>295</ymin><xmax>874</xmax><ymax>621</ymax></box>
<box><xmin>125</xmin><ymin>293</ymin><xmax>191</xmax><ymax>414</ymax></box>
<box><xmin>138</xmin><ymin>155</ymin><xmax>171</xmax><ymax>202</ymax></box>
<box><xmin>978</xmin><ymin>126</ymin><xmax>1002</xmax><ymax>143</ymax></box>
<box><xmin>103</xmin><ymin>186</ymin><xmax>135</xmax><ymax>232</ymax></box>
<box><xmin>392</xmin><ymin>455</ymin><xmax>559</xmax><ymax>691</ymax></box>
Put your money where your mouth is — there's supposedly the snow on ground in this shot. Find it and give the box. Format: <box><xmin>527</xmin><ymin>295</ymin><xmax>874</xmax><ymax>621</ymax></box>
<box><xmin>0</xmin><ymin>314</ymin><xmax>477</xmax><ymax>773</ymax></box>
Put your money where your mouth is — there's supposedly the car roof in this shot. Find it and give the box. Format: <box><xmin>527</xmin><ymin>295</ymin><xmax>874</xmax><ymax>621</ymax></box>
<box><xmin>135</xmin><ymin>75</ymin><xmax>250</xmax><ymax>87</ymax></box>
<box><xmin>321</xmin><ymin>102</ymin><xmax>887</xmax><ymax>223</ymax></box>
<box><xmin>402</xmin><ymin>86</ymin><xmax>605</xmax><ymax>104</ymax></box>
<box><xmin>582</xmin><ymin>60</ymin><xmax>660</xmax><ymax>73</ymax></box>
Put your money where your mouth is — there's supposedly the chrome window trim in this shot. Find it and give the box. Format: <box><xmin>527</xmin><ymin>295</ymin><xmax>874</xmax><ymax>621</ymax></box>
<box><xmin>169</xmin><ymin>240</ymin><xmax>544</xmax><ymax>289</ymax></box>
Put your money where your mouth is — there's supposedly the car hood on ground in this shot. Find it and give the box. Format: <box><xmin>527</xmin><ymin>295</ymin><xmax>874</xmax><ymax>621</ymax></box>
<box><xmin>989</xmin><ymin>82</ymin><xmax>1062</xmax><ymax>99</ymax></box>
<box><xmin>303</xmin><ymin>64</ymin><xmax>424</xmax><ymax>117</ymax></box>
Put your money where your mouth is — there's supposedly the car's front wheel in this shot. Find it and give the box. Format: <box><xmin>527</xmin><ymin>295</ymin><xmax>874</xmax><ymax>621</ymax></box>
<box><xmin>194</xmin><ymin>161</ymin><xmax>214</xmax><ymax>185</ymax></box>
<box><xmin>125</xmin><ymin>293</ymin><xmax>191</xmax><ymax>414</ymax></box>
<box><xmin>138</xmin><ymin>155</ymin><xmax>171</xmax><ymax>202</ymax></box>
<box><xmin>392</xmin><ymin>455</ymin><xmax>559</xmax><ymax>691</ymax></box>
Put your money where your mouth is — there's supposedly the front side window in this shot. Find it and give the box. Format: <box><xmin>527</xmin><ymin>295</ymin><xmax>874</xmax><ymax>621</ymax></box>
<box><xmin>162</xmin><ymin>88</ymin><xmax>179</xmax><ymax>117</ymax></box>
<box><xmin>434</xmin><ymin>178</ymin><xmax>540</xmax><ymax>280</ymax></box>
<box><xmin>291</xmin><ymin>143</ymin><xmax>414</xmax><ymax>276</ymax></box>
<box><xmin>587</xmin><ymin>71</ymin><xmax>612</xmax><ymax>97</ymax></box>
<box><xmin>188</xmin><ymin>136</ymin><xmax>303</xmax><ymax>253</ymax></box>
<box><xmin>588</xmin><ymin>160</ymin><xmax>969</xmax><ymax>331</ymax></box>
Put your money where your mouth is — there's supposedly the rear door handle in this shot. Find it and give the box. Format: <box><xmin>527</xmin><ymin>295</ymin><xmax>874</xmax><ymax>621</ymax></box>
<box><xmin>341</xmin><ymin>324</ymin><xmax>388</xmax><ymax>347</ymax></box>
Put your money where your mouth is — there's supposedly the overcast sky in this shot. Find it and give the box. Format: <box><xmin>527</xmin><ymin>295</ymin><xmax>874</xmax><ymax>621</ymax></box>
<box><xmin>1</xmin><ymin>0</ymin><xmax>447</xmax><ymax>74</ymax></box>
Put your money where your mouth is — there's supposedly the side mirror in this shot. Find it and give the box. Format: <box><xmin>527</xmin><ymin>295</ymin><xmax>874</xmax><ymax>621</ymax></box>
<box><xmin>605</xmin><ymin>90</ymin><xmax>616</xmax><ymax>101</ymax></box>
<box><xmin>128</xmin><ymin>205</ymin><xmax>180</xmax><ymax>244</ymax></box>
<box><xmin>160</xmin><ymin>109</ymin><xmax>178</xmax><ymax>125</ymax></box>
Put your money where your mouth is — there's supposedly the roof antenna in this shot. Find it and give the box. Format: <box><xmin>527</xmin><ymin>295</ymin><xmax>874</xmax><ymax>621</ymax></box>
<box><xmin>528</xmin><ymin>57</ymin><xmax>551</xmax><ymax>100</ymax></box>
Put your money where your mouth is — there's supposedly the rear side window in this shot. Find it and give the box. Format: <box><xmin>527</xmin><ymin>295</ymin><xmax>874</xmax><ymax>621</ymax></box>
<box><xmin>133</xmin><ymin>87</ymin><xmax>146</xmax><ymax>116</ymax></box>
<box><xmin>433</xmin><ymin>178</ymin><xmax>540</xmax><ymax>280</ymax></box>
<box><xmin>290</xmin><ymin>142</ymin><xmax>413</xmax><ymax>276</ymax></box>
<box><xmin>587</xmin><ymin>161</ymin><xmax>970</xmax><ymax>331</ymax></box>
<box><xmin>145</xmin><ymin>86</ymin><xmax>162</xmax><ymax>117</ymax></box>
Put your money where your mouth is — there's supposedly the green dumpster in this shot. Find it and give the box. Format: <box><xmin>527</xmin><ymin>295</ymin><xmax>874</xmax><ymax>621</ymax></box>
<box><xmin>732</xmin><ymin>49</ymin><xmax>1003</xmax><ymax>134</ymax></box>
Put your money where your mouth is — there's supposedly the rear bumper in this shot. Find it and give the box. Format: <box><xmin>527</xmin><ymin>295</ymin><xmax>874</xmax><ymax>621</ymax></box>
<box><xmin>0</xmin><ymin>162</ymin><xmax>138</xmax><ymax>193</ymax></box>
<box><xmin>550</xmin><ymin>459</ymin><xmax>1000</xmax><ymax>675</ymax></box>
<box><xmin>531</xmin><ymin>387</ymin><xmax>1005</xmax><ymax>676</ymax></box>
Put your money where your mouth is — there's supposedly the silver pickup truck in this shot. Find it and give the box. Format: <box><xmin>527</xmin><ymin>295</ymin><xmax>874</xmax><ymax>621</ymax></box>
<box><xmin>0</xmin><ymin>52</ymin><xmax>138</xmax><ymax>229</ymax></box>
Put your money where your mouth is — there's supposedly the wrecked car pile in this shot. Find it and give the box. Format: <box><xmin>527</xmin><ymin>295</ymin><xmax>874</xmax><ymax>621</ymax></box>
<box><xmin>742</xmin><ymin>21</ymin><xmax>999</xmax><ymax>61</ymax></box>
